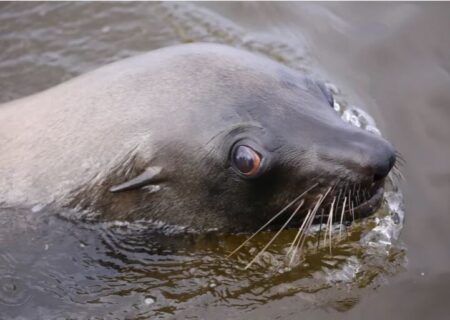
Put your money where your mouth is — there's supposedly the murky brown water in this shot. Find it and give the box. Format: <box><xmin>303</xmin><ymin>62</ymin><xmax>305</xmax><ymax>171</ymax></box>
<box><xmin>0</xmin><ymin>2</ymin><xmax>449</xmax><ymax>319</ymax></box>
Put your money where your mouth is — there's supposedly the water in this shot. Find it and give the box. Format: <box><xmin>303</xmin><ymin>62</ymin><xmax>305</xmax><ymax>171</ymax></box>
<box><xmin>0</xmin><ymin>2</ymin><xmax>449</xmax><ymax>319</ymax></box>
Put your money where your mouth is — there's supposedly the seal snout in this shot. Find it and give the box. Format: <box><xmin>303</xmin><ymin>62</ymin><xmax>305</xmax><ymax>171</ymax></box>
<box><xmin>353</xmin><ymin>133</ymin><xmax>396</xmax><ymax>183</ymax></box>
<box><xmin>372</xmin><ymin>143</ymin><xmax>396</xmax><ymax>182</ymax></box>
<box><xmin>322</xmin><ymin>129</ymin><xmax>397</xmax><ymax>184</ymax></box>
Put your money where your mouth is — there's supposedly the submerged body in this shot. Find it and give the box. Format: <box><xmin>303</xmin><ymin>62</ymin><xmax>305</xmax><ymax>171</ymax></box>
<box><xmin>0</xmin><ymin>43</ymin><xmax>395</xmax><ymax>232</ymax></box>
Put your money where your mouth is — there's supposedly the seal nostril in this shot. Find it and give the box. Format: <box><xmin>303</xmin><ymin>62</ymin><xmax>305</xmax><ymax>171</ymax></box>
<box><xmin>373</xmin><ymin>172</ymin><xmax>387</xmax><ymax>182</ymax></box>
<box><xmin>373</xmin><ymin>150</ymin><xmax>396</xmax><ymax>182</ymax></box>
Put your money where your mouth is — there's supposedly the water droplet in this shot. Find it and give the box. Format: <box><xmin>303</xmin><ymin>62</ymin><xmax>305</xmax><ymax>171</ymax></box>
<box><xmin>333</xmin><ymin>101</ymin><xmax>341</xmax><ymax>112</ymax></box>
<box><xmin>325</xmin><ymin>82</ymin><xmax>339</xmax><ymax>95</ymax></box>
<box><xmin>366</xmin><ymin>125</ymin><xmax>382</xmax><ymax>136</ymax></box>
<box><xmin>31</xmin><ymin>204</ymin><xmax>44</xmax><ymax>213</ymax></box>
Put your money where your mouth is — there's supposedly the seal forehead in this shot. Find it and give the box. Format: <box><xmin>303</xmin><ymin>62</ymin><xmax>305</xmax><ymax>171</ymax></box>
<box><xmin>228</xmin><ymin>72</ymin><xmax>341</xmax><ymax>133</ymax></box>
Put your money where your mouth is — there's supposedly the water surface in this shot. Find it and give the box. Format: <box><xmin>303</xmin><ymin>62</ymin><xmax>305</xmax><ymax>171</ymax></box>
<box><xmin>0</xmin><ymin>2</ymin><xmax>449</xmax><ymax>319</ymax></box>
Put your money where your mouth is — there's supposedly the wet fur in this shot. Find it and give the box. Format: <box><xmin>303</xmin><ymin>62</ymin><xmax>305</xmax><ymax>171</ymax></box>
<box><xmin>0</xmin><ymin>43</ymin><xmax>395</xmax><ymax>233</ymax></box>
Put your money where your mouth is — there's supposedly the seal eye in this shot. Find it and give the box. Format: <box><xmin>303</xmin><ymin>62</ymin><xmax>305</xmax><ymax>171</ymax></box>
<box><xmin>232</xmin><ymin>145</ymin><xmax>262</xmax><ymax>177</ymax></box>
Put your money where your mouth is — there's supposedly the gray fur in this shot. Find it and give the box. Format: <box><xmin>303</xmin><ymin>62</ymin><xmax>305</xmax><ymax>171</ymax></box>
<box><xmin>0</xmin><ymin>43</ymin><xmax>395</xmax><ymax>232</ymax></box>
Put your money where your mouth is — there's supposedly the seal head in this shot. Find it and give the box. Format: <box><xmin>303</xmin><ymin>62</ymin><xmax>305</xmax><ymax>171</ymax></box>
<box><xmin>0</xmin><ymin>43</ymin><xmax>395</xmax><ymax>233</ymax></box>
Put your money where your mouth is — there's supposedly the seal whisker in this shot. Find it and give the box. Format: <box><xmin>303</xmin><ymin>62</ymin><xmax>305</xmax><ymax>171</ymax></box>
<box><xmin>392</xmin><ymin>166</ymin><xmax>405</xmax><ymax>181</ymax></box>
<box><xmin>323</xmin><ymin>196</ymin><xmax>335</xmax><ymax>254</ymax></box>
<box><xmin>288</xmin><ymin>207</ymin><xmax>317</xmax><ymax>266</ymax></box>
<box><xmin>289</xmin><ymin>186</ymin><xmax>332</xmax><ymax>266</ymax></box>
<box><xmin>333</xmin><ymin>185</ymin><xmax>343</xmax><ymax>237</ymax></box>
<box><xmin>342</xmin><ymin>183</ymin><xmax>349</xmax><ymax>202</ymax></box>
<box><xmin>329</xmin><ymin>197</ymin><xmax>335</xmax><ymax>252</ymax></box>
<box><xmin>317</xmin><ymin>181</ymin><xmax>341</xmax><ymax>254</ymax></box>
<box><xmin>335</xmin><ymin>186</ymin><xmax>343</xmax><ymax>216</ymax></box>
<box><xmin>287</xmin><ymin>208</ymin><xmax>312</xmax><ymax>258</ymax></box>
<box><xmin>352</xmin><ymin>183</ymin><xmax>356</xmax><ymax>201</ymax></box>
<box><xmin>356</xmin><ymin>183</ymin><xmax>361</xmax><ymax>207</ymax></box>
<box><xmin>348</xmin><ymin>190</ymin><xmax>355</xmax><ymax>223</ymax></box>
<box><xmin>352</xmin><ymin>201</ymin><xmax>355</xmax><ymax>223</ymax></box>
<box><xmin>356</xmin><ymin>183</ymin><xmax>362</xmax><ymax>219</ymax></box>
<box><xmin>292</xmin><ymin>197</ymin><xmax>326</xmax><ymax>265</ymax></box>
<box><xmin>245</xmin><ymin>199</ymin><xmax>305</xmax><ymax>269</ymax></box>
<box><xmin>395</xmin><ymin>150</ymin><xmax>406</xmax><ymax>166</ymax></box>
<box><xmin>316</xmin><ymin>208</ymin><xmax>324</xmax><ymax>252</ymax></box>
<box><xmin>339</xmin><ymin>196</ymin><xmax>347</xmax><ymax>240</ymax></box>
<box><xmin>363</xmin><ymin>189</ymin><xmax>369</xmax><ymax>203</ymax></box>
<box><xmin>321</xmin><ymin>182</ymin><xmax>338</xmax><ymax>249</ymax></box>
<box><xmin>352</xmin><ymin>183</ymin><xmax>358</xmax><ymax>213</ymax></box>
<box><xmin>227</xmin><ymin>183</ymin><xmax>318</xmax><ymax>258</ymax></box>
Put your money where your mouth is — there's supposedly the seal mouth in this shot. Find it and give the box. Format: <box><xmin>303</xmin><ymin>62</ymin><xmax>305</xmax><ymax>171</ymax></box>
<box><xmin>311</xmin><ymin>180</ymin><xmax>385</xmax><ymax>225</ymax></box>
<box><xmin>265</xmin><ymin>180</ymin><xmax>386</xmax><ymax>231</ymax></box>
<box><xmin>346</xmin><ymin>184</ymin><xmax>384</xmax><ymax>219</ymax></box>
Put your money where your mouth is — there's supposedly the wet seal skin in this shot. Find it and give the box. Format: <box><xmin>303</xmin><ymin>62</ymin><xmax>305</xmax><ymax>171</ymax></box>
<box><xmin>0</xmin><ymin>43</ymin><xmax>396</xmax><ymax>233</ymax></box>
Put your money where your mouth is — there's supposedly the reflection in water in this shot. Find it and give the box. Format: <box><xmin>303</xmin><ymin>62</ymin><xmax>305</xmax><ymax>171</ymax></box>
<box><xmin>0</xmin><ymin>196</ymin><xmax>404</xmax><ymax>318</ymax></box>
<box><xmin>0</xmin><ymin>2</ymin><xmax>411</xmax><ymax>319</ymax></box>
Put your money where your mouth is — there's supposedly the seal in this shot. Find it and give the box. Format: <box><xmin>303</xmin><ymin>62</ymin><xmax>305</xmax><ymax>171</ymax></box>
<box><xmin>0</xmin><ymin>43</ymin><xmax>396</xmax><ymax>233</ymax></box>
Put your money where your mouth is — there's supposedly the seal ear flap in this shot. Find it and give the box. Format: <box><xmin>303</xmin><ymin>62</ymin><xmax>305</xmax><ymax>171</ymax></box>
<box><xmin>109</xmin><ymin>166</ymin><xmax>163</xmax><ymax>193</ymax></box>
